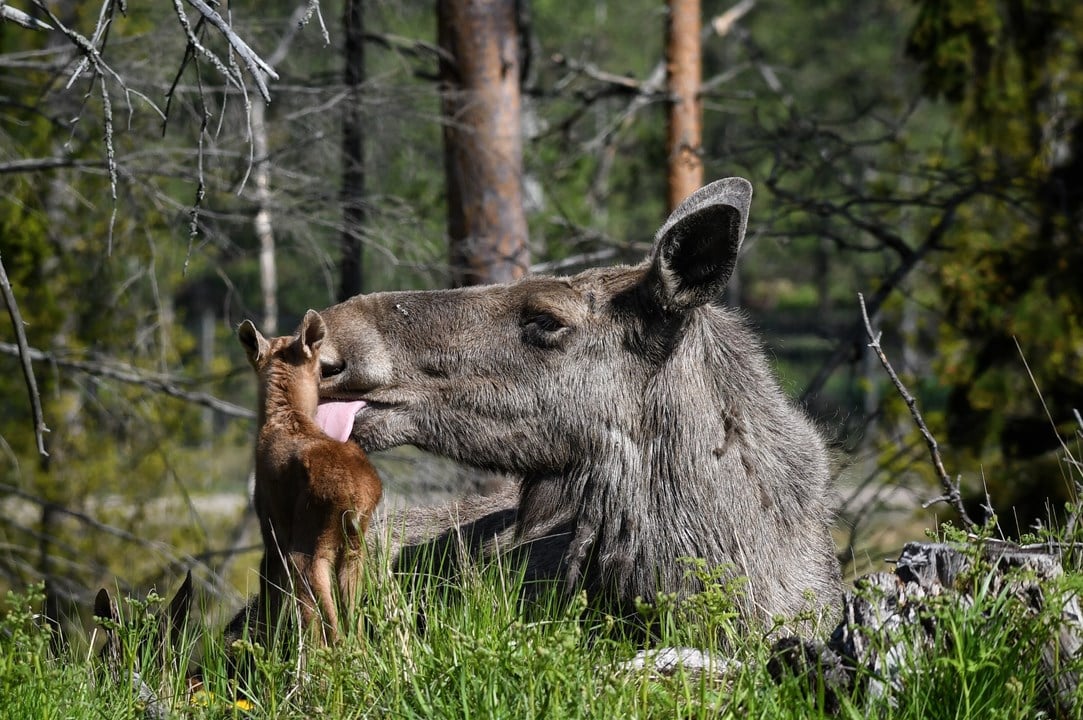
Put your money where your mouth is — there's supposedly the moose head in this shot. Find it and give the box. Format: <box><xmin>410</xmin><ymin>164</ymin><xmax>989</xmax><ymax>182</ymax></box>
<box><xmin>314</xmin><ymin>178</ymin><xmax>840</xmax><ymax>624</ymax></box>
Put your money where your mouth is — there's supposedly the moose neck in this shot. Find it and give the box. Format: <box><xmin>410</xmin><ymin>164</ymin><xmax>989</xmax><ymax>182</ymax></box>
<box><xmin>514</xmin><ymin>311</ymin><xmax>827</xmax><ymax>620</ymax></box>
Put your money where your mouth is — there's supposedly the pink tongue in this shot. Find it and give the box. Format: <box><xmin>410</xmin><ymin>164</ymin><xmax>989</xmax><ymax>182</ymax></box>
<box><xmin>315</xmin><ymin>401</ymin><xmax>366</xmax><ymax>442</ymax></box>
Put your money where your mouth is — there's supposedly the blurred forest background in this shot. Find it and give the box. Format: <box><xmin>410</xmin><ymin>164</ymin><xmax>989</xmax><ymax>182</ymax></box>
<box><xmin>1</xmin><ymin>0</ymin><xmax>1082</xmax><ymax>627</ymax></box>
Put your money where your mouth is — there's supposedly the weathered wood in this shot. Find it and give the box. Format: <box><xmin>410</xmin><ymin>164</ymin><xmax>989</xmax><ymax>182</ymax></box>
<box><xmin>772</xmin><ymin>541</ymin><xmax>1082</xmax><ymax>715</ymax></box>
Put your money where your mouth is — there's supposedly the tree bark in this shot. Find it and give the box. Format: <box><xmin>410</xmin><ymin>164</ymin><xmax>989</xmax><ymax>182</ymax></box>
<box><xmin>251</xmin><ymin>99</ymin><xmax>278</xmax><ymax>333</ymax></box>
<box><xmin>438</xmin><ymin>0</ymin><xmax>530</xmax><ymax>287</ymax></box>
<box><xmin>340</xmin><ymin>0</ymin><xmax>366</xmax><ymax>301</ymax></box>
<box><xmin>772</xmin><ymin>541</ymin><xmax>1083</xmax><ymax>715</ymax></box>
<box><xmin>665</xmin><ymin>0</ymin><xmax>704</xmax><ymax>212</ymax></box>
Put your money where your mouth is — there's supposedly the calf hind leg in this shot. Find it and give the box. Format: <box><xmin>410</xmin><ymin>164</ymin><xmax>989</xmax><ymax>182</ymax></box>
<box><xmin>336</xmin><ymin>509</ymin><xmax>368</xmax><ymax>622</ymax></box>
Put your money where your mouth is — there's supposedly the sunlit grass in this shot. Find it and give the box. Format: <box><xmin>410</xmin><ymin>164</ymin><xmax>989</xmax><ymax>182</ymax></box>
<box><xmin>3</xmin><ymin>521</ymin><xmax>1082</xmax><ymax>719</ymax></box>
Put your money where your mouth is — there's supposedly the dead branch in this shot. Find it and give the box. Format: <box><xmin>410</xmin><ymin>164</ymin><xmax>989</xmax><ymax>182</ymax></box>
<box><xmin>300</xmin><ymin>0</ymin><xmax>329</xmax><ymax>46</ymax></box>
<box><xmin>0</xmin><ymin>255</ymin><xmax>49</xmax><ymax>458</ymax></box>
<box><xmin>181</xmin><ymin>0</ymin><xmax>279</xmax><ymax>102</ymax></box>
<box><xmin>170</xmin><ymin>0</ymin><xmax>245</xmax><ymax>98</ymax></box>
<box><xmin>29</xmin><ymin>0</ymin><xmax>126</xmax><ymax>249</ymax></box>
<box><xmin>0</xmin><ymin>157</ymin><xmax>104</xmax><ymax>174</ymax></box>
<box><xmin>859</xmin><ymin>292</ymin><xmax>976</xmax><ymax>530</ymax></box>
<box><xmin>0</xmin><ymin>341</ymin><xmax>254</xmax><ymax>420</ymax></box>
<box><xmin>710</xmin><ymin>0</ymin><xmax>757</xmax><ymax>37</ymax></box>
<box><xmin>0</xmin><ymin>1</ymin><xmax>52</xmax><ymax>31</ymax></box>
<box><xmin>551</xmin><ymin>53</ymin><xmax>655</xmax><ymax>94</ymax></box>
<box><xmin>801</xmin><ymin>186</ymin><xmax>977</xmax><ymax>403</ymax></box>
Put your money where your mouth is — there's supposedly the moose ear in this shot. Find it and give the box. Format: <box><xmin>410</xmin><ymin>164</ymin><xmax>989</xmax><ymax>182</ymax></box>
<box><xmin>299</xmin><ymin>309</ymin><xmax>326</xmax><ymax>358</ymax></box>
<box><xmin>167</xmin><ymin>570</ymin><xmax>193</xmax><ymax>647</ymax></box>
<box><xmin>648</xmin><ymin>177</ymin><xmax>752</xmax><ymax>311</ymax></box>
<box><xmin>237</xmin><ymin>319</ymin><xmax>269</xmax><ymax>365</ymax></box>
<box><xmin>93</xmin><ymin>587</ymin><xmax>118</xmax><ymax>624</ymax></box>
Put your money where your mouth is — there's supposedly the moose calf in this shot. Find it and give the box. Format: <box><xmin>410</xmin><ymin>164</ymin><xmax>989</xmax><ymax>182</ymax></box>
<box><xmin>239</xmin><ymin>310</ymin><xmax>382</xmax><ymax>644</ymax></box>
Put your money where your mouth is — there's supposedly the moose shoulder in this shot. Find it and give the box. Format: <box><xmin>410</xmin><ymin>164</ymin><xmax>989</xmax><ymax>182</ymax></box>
<box><xmin>317</xmin><ymin>178</ymin><xmax>841</xmax><ymax>625</ymax></box>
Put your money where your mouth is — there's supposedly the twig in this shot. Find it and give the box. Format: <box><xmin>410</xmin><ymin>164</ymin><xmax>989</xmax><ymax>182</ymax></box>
<box><xmin>1014</xmin><ymin>337</ymin><xmax>1082</xmax><ymax>478</ymax></box>
<box><xmin>0</xmin><ymin>1</ymin><xmax>53</xmax><ymax>30</ymax></box>
<box><xmin>182</xmin><ymin>0</ymin><xmax>279</xmax><ymax>102</ymax></box>
<box><xmin>0</xmin><ymin>255</ymin><xmax>49</xmax><ymax>458</ymax></box>
<box><xmin>859</xmin><ymin>293</ymin><xmax>976</xmax><ymax>530</ymax></box>
<box><xmin>0</xmin><ymin>341</ymin><xmax>254</xmax><ymax>420</ymax></box>
<box><xmin>551</xmin><ymin>53</ymin><xmax>654</xmax><ymax>94</ymax></box>
<box><xmin>171</xmin><ymin>0</ymin><xmax>245</xmax><ymax>97</ymax></box>
<box><xmin>300</xmin><ymin>0</ymin><xmax>329</xmax><ymax>46</ymax></box>
<box><xmin>711</xmin><ymin>0</ymin><xmax>757</xmax><ymax>36</ymax></box>
<box><xmin>0</xmin><ymin>157</ymin><xmax>104</xmax><ymax>174</ymax></box>
<box><xmin>802</xmin><ymin>187</ymin><xmax>977</xmax><ymax>403</ymax></box>
<box><xmin>30</xmin><ymin>0</ymin><xmax>125</xmax><ymax>251</ymax></box>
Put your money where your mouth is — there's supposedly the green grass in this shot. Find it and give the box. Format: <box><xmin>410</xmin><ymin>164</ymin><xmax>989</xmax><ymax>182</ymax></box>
<box><xmin>2</xmin><ymin>538</ymin><xmax>1082</xmax><ymax>719</ymax></box>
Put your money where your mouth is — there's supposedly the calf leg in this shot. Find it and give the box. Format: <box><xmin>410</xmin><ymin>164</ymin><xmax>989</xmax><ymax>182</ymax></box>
<box><xmin>336</xmin><ymin>509</ymin><xmax>368</xmax><ymax>623</ymax></box>
<box><xmin>310</xmin><ymin>523</ymin><xmax>343</xmax><ymax>644</ymax></box>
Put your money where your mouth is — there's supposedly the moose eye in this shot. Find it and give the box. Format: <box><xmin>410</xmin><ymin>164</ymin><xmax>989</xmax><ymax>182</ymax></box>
<box><xmin>529</xmin><ymin>313</ymin><xmax>564</xmax><ymax>332</ymax></box>
<box><xmin>521</xmin><ymin>311</ymin><xmax>571</xmax><ymax>348</ymax></box>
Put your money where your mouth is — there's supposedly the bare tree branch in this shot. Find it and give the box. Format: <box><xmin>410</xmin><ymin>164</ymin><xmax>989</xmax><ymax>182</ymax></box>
<box><xmin>0</xmin><ymin>1</ymin><xmax>52</xmax><ymax>31</ymax></box>
<box><xmin>29</xmin><ymin>0</ymin><xmax>128</xmax><ymax>250</ymax></box>
<box><xmin>800</xmin><ymin>187</ymin><xmax>977</xmax><ymax>402</ymax></box>
<box><xmin>551</xmin><ymin>53</ymin><xmax>655</xmax><ymax>94</ymax></box>
<box><xmin>0</xmin><ymin>341</ymin><xmax>254</xmax><ymax>420</ymax></box>
<box><xmin>0</xmin><ymin>255</ymin><xmax>49</xmax><ymax>458</ymax></box>
<box><xmin>181</xmin><ymin>0</ymin><xmax>280</xmax><ymax>102</ymax></box>
<box><xmin>0</xmin><ymin>157</ymin><xmax>105</xmax><ymax>174</ymax></box>
<box><xmin>302</xmin><ymin>0</ymin><xmax>329</xmax><ymax>45</ymax></box>
<box><xmin>859</xmin><ymin>292</ymin><xmax>976</xmax><ymax>530</ymax></box>
<box><xmin>710</xmin><ymin>0</ymin><xmax>757</xmax><ymax>37</ymax></box>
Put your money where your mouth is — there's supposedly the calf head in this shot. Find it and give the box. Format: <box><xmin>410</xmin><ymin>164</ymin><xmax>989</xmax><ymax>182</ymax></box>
<box><xmin>238</xmin><ymin>309</ymin><xmax>326</xmax><ymax>418</ymax></box>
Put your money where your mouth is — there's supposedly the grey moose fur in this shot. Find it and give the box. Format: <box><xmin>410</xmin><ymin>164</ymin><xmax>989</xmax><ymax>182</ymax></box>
<box><xmin>317</xmin><ymin>177</ymin><xmax>841</xmax><ymax>625</ymax></box>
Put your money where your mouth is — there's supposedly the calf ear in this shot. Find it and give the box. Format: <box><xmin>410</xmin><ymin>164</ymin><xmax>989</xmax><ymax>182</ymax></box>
<box><xmin>237</xmin><ymin>320</ymin><xmax>269</xmax><ymax>365</ymax></box>
<box><xmin>648</xmin><ymin>177</ymin><xmax>752</xmax><ymax>311</ymax></box>
<box><xmin>299</xmin><ymin>309</ymin><xmax>326</xmax><ymax>358</ymax></box>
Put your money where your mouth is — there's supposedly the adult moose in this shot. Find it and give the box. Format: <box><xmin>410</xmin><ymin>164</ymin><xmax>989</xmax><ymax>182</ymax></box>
<box><xmin>315</xmin><ymin>178</ymin><xmax>841</xmax><ymax>626</ymax></box>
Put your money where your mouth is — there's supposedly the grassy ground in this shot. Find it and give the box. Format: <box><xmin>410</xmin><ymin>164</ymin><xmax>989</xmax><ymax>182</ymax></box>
<box><xmin>1</xmin><ymin>535</ymin><xmax>1081</xmax><ymax>720</ymax></box>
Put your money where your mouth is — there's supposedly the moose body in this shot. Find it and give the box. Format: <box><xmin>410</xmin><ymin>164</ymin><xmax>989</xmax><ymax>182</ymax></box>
<box><xmin>316</xmin><ymin>178</ymin><xmax>840</xmax><ymax>624</ymax></box>
<box><xmin>239</xmin><ymin>310</ymin><xmax>383</xmax><ymax>643</ymax></box>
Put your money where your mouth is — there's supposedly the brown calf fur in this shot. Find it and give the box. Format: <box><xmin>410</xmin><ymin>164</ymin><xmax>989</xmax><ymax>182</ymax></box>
<box><xmin>317</xmin><ymin>177</ymin><xmax>841</xmax><ymax>629</ymax></box>
<box><xmin>238</xmin><ymin>310</ymin><xmax>383</xmax><ymax>644</ymax></box>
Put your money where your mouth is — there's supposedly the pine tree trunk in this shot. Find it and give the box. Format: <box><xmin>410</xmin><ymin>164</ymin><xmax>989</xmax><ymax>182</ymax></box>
<box><xmin>438</xmin><ymin>0</ymin><xmax>529</xmax><ymax>287</ymax></box>
<box><xmin>665</xmin><ymin>0</ymin><xmax>704</xmax><ymax>211</ymax></box>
